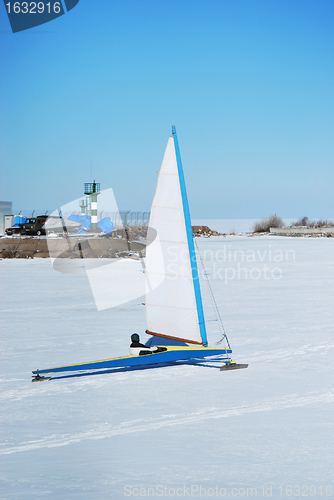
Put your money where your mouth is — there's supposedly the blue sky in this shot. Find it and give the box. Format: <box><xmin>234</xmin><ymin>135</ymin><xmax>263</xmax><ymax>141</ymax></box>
<box><xmin>1</xmin><ymin>0</ymin><xmax>333</xmax><ymax>218</ymax></box>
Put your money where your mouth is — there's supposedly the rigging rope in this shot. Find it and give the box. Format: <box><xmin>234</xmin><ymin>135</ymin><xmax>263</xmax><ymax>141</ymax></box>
<box><xmin>194</xmin><ymin>239</ymin><xmax>231</xmax><ymax>352</ymax></box>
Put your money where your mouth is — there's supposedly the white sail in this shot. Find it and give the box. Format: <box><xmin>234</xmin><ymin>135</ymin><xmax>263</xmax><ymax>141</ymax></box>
<box><xmin>145</xmin><ymin>135</ymin><xmax>203</xmax><ymax>344</ymax></box>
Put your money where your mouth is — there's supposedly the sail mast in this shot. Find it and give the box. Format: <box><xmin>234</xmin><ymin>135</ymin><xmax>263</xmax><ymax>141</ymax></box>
<box><xmin>171</xmin><ymin>126</ymin><xmax>208</xmax><ymax>347</ymax></box>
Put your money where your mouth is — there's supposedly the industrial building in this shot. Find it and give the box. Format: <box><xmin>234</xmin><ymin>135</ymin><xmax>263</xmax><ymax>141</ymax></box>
<box><xmin>0</xmin><ymin>201</ymin><xmax>12</xmax><ymax>235</ymax></box>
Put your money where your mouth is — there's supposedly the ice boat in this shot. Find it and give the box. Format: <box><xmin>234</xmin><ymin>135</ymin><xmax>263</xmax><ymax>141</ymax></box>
<box><xmin>32</xmin><ymin>127</ymin><xmax>246</xmax><ymax>381</ymax></box>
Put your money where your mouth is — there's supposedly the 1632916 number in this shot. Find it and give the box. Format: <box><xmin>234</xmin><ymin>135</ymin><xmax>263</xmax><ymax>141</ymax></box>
<box><xmin>278</xmin><ymin>485</ymin><xmax>332</xmax><ymax>496</ymax></box>
<box><xmin>5</xmin><ymin>2</ymin><xmax>61</xmax><ymax>14</ymax></box>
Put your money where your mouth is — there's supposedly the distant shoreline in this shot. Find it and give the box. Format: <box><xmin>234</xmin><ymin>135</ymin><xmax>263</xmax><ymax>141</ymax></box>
<box><xmin>192</xmin><ymin>219</ymin><xmax>334</xmax><ymax>234</ymax></box>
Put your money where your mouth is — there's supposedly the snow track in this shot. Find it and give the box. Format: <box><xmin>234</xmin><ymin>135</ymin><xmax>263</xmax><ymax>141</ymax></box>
<box><xmin>246</xmin><ymin>341</ymin><xmax>334</xmax><ymax>363</ymax></box>
<box><xmin>1</xmin><ymin>390</ymin><xmax>333</xmax><ymax>455</ymax></box>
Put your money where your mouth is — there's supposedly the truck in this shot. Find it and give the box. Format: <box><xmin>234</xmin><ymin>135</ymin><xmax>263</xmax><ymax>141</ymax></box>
<box><xmin>5</xmin><ymin>215</ymin><xmax>48</xmax><ymax>236</ymax></box>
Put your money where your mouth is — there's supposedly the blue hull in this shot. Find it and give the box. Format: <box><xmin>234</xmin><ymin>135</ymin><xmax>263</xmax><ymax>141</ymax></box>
<box><xmin>33</xmin><ymin>346</ymin><xmax>232</xmax><ymax>375</ymax></box>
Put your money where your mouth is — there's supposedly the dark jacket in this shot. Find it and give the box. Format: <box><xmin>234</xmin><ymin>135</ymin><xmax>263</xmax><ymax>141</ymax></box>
<box><xmin>130</xmin><ymin>341</ymin><xmax>149</xmax><ymax>349</ymax></box>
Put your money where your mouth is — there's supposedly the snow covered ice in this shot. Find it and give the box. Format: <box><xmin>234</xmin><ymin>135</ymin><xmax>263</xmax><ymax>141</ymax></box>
<box><xmin>0</xmin><ymin>235</ymin><xmax>333</xmax><ymax>499</ymax></box>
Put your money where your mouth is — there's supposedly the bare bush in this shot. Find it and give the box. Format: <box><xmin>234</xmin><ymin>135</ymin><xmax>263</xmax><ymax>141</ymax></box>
<box><xmin>292</xmin><ymin>217</ymin><xmax>333</xmax><ymax>228</ymax></box>
<box><xmin>293</xmin><ymin>216</ymin><xmax>309</xmax><ymax>227</ymax></box>
<box><xmin>314</xmin><ymin>219</ymin><xmax>331</xmax><ymax>228</ymax></box>
<box><xmin>253</xmin><ymin>215</ymin><xmax>285</xmax><ymax>233</ymax></box>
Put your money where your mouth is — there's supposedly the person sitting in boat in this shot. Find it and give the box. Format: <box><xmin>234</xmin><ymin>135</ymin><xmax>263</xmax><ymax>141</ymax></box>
<box><xmin>130</xmin><ymin>333</ymin><xmax>166</xmax><ymax>356</ymax></box>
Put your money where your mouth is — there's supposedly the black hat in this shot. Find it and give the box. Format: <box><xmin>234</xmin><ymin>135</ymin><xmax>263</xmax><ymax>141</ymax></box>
<box><xmin>131</xmin><ymin>333</ymin><xmax>140</xmax><ymax>342</ymax></box>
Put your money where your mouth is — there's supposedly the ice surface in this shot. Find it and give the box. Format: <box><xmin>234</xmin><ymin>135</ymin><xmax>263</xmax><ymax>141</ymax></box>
<box><xmin>0</xmin><ymin>236</ymin><xmax>333</xmax><ymax>499</ymax></box>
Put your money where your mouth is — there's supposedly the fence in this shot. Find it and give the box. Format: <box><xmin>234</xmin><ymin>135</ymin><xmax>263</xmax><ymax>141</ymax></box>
<box><xmin>12</xmin><ymin>210</ymin><xmax>151</xmax><ymax>228</ymax></box>
<box><xmin>85</xmin><ymin>211</ymin><xmax>150</xmax><ymax>227</ymax></box>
